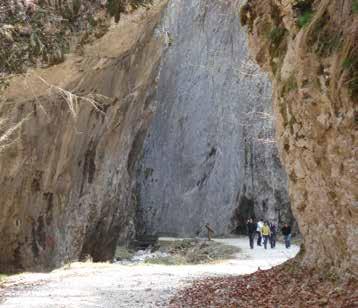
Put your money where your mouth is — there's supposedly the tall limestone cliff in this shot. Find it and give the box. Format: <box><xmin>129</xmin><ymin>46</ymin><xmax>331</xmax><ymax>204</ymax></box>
<box><xmin>135</xmin><ymin>0</ymin><xmax>293</xmax><ymax>236</ymax></box>
<box><xmin>0</xmin><ymin>2</ymin><xmax>168</xmax><ymax>272</ymax></box>
<box><xmin>241</xmin><ymin>0</ymin><xmax>357</xmax><ymax>275</ymax></box>
<box><xmin>0</xmin><ymin>0</ymin><xmax>295</xmax><ymax>272</ymax></box>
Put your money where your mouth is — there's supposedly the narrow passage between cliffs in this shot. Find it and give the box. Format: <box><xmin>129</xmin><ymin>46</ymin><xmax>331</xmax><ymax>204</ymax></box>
<box><xmin>0</xmin><ymin>238</ymin><xmax>299</xmax><ymax>308</ymax></box>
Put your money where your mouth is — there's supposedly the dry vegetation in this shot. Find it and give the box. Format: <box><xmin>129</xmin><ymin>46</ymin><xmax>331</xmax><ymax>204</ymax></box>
<box><xmin>147</xmin><ymin>239</ymin><xmax>241</xmax><ymax>265</ymax></box>
<box><xmin>170</xmin><ymin>259</ymin><xmax>358</xmax><ymax>307</ymax></box>
<box><xmin>115</xmin><ymin>239</ymin><xmax>241</xmax><ymax>265</ymax></box>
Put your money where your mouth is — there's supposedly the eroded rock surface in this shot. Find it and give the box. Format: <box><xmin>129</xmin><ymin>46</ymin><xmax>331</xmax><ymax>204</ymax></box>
<box><xmin>136</xmin><ymin>0</ymin><xmax>293</xmax><ymax>236</ymax></box>
<box><xmin>0</xmin><ymin>2</ymin><xmax>168</xmax><ymax>272</ymax></box>
<box><xmin>241</xmin><ymin>0</ymin><xmax>357</xmax><ymax>274</ymax></box>
<box><xmin>0</xmin><ymin>0</ymin><xmax>299</xmax><ymax>273</ymax></box>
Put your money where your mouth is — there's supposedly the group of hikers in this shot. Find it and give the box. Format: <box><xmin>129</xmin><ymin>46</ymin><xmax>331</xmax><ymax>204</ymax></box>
<box><xmin>204</xmin><ymin>220</ymin><xmax>292</xmax><ymax>249</ymax></box>
<box><xmin>246</xmin><ymin>218</ymin><xmax>292</xmax><ymax>249</ymax></box>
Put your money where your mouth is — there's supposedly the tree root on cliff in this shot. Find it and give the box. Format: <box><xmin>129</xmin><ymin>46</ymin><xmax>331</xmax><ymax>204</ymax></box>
<box><xmin>0</xmin><ymin>112</ymin><xmax>33</xmax><ymax>153</ymax></box>
<box><xmin>31</xmin><ymin>74</ymin><xmax>105</xmax><ymax>119</ymax></box>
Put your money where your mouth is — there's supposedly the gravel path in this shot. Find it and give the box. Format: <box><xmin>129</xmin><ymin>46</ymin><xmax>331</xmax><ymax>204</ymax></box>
<box><xmin>0</xmin><ymin>238</ymin><xmax>299</xmax><ymax>308</ymax></box>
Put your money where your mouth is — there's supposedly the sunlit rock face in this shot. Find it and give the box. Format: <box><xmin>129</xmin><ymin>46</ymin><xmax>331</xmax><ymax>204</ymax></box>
<box><xmin>0</xmin><ymin>3</ymin><xmax>167</xmax><ymax>272</ymax></box>
<box><xmin>136</xmin><ymin>0</ymin><xmax>294</xmax><ymax>237</ymax></box>
<box><xmin>242</xmin><ymin>0</ymin><xmax>357</xmax><ymax>274</ymax></box>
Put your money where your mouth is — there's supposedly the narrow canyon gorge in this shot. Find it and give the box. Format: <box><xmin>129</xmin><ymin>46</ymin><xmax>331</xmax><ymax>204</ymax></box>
<box><xmin>0</xmin><ymin>0</ymin><xmax>356</xmax><ymax>289</ymax></box>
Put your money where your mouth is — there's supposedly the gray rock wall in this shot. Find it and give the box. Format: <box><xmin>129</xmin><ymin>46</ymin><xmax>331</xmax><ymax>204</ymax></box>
<box><xmin>136</xmin><ymin>0</ymin><xmax>294</xmax><ymax>236</ymax></box>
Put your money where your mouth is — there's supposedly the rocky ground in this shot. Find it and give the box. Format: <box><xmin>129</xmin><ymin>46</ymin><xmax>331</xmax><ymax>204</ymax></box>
<box><xmin>0</xmin><ymin>237</ymin><xmax>298</xmax><ymax>307</ymax></box>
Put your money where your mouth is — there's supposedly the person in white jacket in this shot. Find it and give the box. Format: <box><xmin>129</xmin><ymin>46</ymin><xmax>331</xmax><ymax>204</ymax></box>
<box><xmin>256</xmin><ymin>219</ymin><xmax>264</xmax><ymax>246</ymax></box>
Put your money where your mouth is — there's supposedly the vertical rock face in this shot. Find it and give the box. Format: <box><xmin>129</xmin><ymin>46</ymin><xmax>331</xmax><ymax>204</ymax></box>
<box><xmin>0</xmin><ymin>3</ymin><xmax>167</xmax><ymax>272</ymax></box>
<box><xmin>241</xmin><ymin>0</ymin><xmax>357</xmax><ymax>274</ymax></box>
<box><xmin>136</xmin><ymin>0</ymin><xmax>293</xmax><ymax>236</ymax></box>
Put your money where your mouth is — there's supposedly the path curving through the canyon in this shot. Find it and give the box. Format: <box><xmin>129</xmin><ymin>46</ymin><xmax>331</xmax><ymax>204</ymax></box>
<box><xmin>0</xmin><ymin>238</ymin><xmax>299</xmax><ymax>308</ymax></box>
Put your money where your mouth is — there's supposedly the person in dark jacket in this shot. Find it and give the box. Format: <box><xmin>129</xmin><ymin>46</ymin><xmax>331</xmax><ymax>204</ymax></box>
<box><xmin>269</xmin><ymin>222</ymin><xmax>277</xmax><ymax>248</ymax></box>
<box><xmin>247</xmin><ymin>218</ymin><xmax>257</xmax><ymax>249</ymax></box>
<box><xmin>281</xmin><ymin>224</ymin><xmax>292</xmax><ymax>248</ymax></box>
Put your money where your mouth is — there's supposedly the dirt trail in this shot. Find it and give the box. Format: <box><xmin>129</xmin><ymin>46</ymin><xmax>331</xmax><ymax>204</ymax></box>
<box><xmin>0</xmin><ymin>238</ymin><xmax>299</xmax><ymax>308</ymax></box>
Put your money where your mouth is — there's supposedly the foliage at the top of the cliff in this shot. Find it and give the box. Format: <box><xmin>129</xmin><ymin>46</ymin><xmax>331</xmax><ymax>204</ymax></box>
<box><xmin>0</xmin><ymin>1</ymin><xmax>104</xmax><ymax>80</ymax></box>
<box><xmin>240</xmin><ymin>0</ymin><xmax>358</xmax><ymax>99</ymax></box>
<box><xmin>353</xmin><ymin>0</ymin><xmax>358</xmax><ymax>14</ymax></box>
<box><xmin>0</xmin><ymin>0</ymin><xmax>153</xmax><ymax>84</ymax></box>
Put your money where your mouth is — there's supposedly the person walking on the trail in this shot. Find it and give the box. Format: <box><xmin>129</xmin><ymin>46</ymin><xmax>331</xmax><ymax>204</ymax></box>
<box><xmin>269</xmin><ymin>222</ymin><xmax>277</xmax><ymax>248</ymax></box>
<box><xmin>247</xmin><ymin>218</ymin><xmax>257</xmax><ymax>249</ymax></box>
<box><xmin>281</xmin><ymin>223</ymin><xmax>292</xmax><ymax>248</ymax></box>
<box><xmin>261</xmin><ymin>222</ymin><xmax>271</xmax><ymax>249</ymax></box>
<box><xmin>205</xmin><ymin>223</ymin><xmax>215</xmax><ymax>241</ymax></box>
<box><xmin>256</xmin><ymin>219</ymin><xmax>263</xmax><ymax>246</ymax></box>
